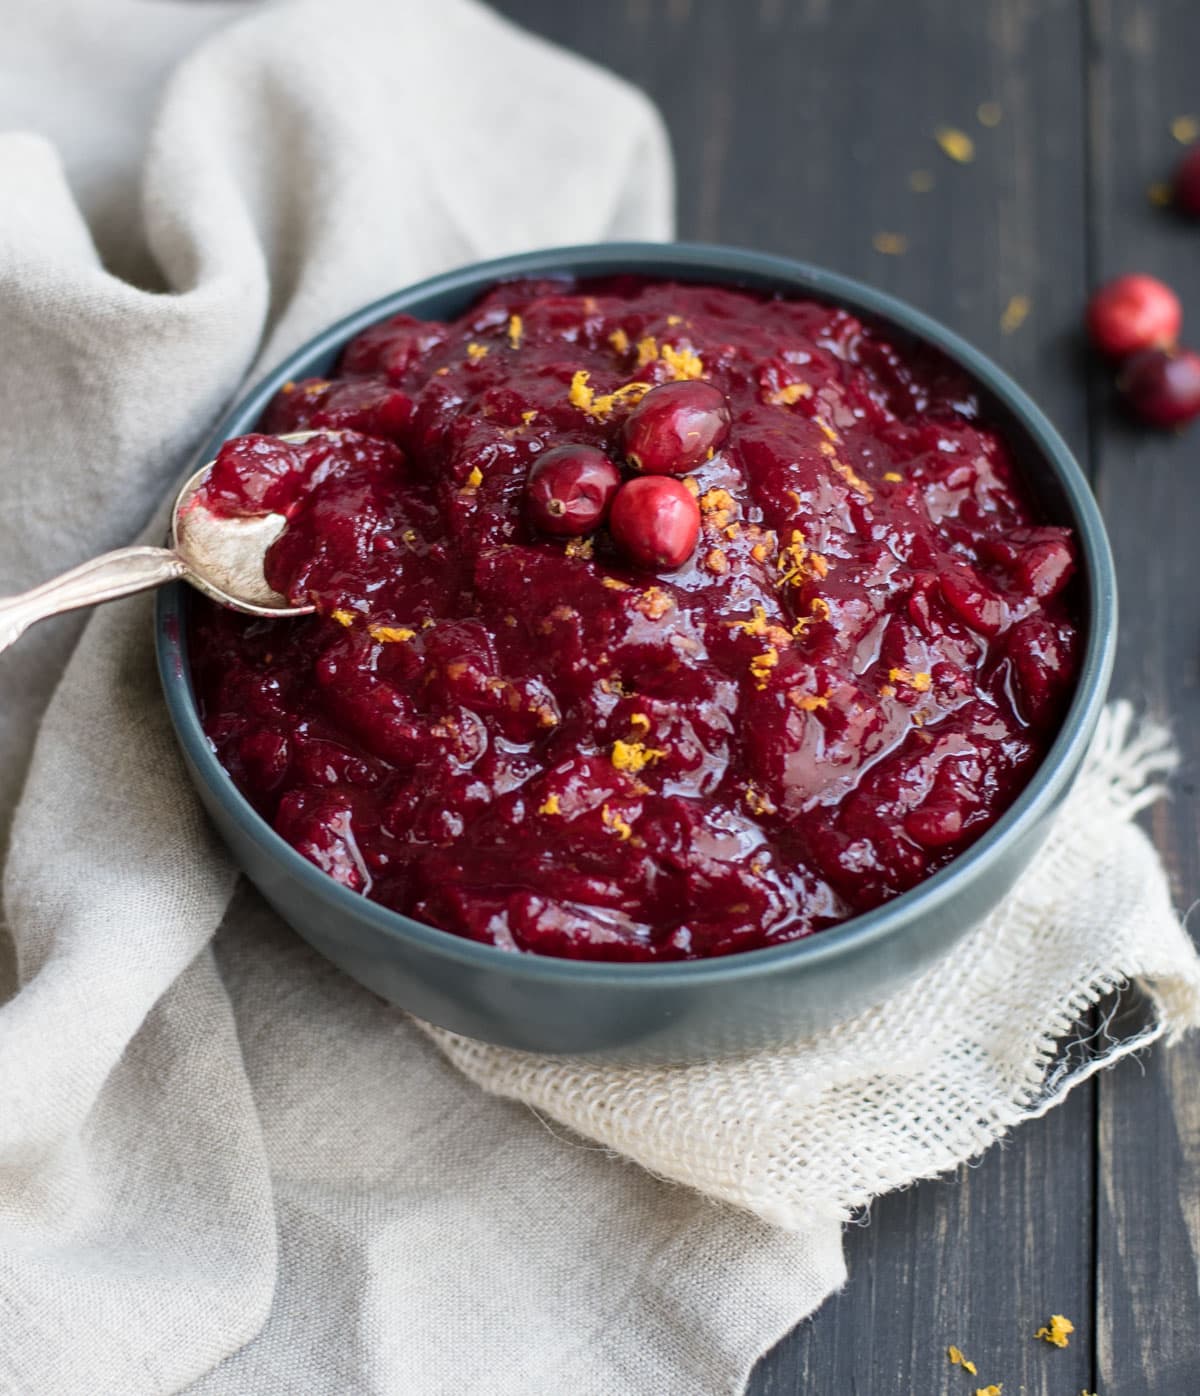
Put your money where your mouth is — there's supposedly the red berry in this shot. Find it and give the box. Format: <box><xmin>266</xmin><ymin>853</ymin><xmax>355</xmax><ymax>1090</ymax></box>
<box><xmin>1118</xmin><ymin>347</ymin><xmax>1200</xmax><ymax>427</ymax></box>
<box><xmin>609</xmin><ymin>476</ymin><xmax>701</xmax><ymax>569</ymax></box>
<box><xmin>525</xmin><ymin>445</ymin><xmax>621</xmax><ymax>536</ymax></box>
<box><xmin>1086</xmin><ymin>274</ymin><xmax>1182</xmax><ymax>358</ymax></box>
<box><xmin>1174</xmin><ymin>145</ymin><xmax>1200</xmax><ymax>218</ymax></box>
<box><xmin>622</xmin><ymin>381</ymin><xmax>731</xmax><ymax>474</ymax></box>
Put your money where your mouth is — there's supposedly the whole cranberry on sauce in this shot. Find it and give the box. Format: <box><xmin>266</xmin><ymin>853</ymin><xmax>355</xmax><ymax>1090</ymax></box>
<box><xmin>1086</xmin><ymin>274</ymin><xmax>1182</xmax><ymax>358</ymax></box>
<box><xmin>526</xmin><ymin>445</ymin><xmax>622</xmax><ymax>536</ymax></box>
<box><xmin>609</xmin><ymin>476</ymin><xmax>701</xmax><ymax>569</ymax></box>
<box><xmin>622</xmin><ymin>381</ymin><xmax>731</xmax><ymax>474</ymax></box>
<box><xmin>1174</xmin><ymin>145</ymin><xmax>1200</xmax><ymax>218</ymax></box>
<box><xmin>1118</xmin><ymin>347</ymin><xmax>1200</xmax><ymax>427</ymax></box>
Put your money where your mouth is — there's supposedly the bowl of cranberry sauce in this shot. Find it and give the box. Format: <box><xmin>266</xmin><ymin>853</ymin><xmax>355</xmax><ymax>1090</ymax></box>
<box><xmin>159</xmin><ymin>244</ymin><xmax>1115</xmax><ymax>1060</ymax></box>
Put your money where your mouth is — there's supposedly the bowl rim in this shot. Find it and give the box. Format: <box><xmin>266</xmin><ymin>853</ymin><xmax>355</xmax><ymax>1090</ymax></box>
<box><xmin>156</xmin><ymin>240</ymin><xmax>1117</xmax><ymax>988</ymax></box>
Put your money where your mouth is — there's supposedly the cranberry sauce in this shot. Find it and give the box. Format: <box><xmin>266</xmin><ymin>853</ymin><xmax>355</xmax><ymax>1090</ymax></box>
<box><xmin>189</xmin><ymin>278</ymin><xmax>1080</xmax><ymax>961</ymax></box>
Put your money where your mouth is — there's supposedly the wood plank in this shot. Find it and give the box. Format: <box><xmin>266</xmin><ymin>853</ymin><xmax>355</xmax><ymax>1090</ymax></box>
<box><xmin>489</xmin><ymin>2</ymin><xmax>1098</xmax><ymax>1390</ymax></box>
<box><xmin>1085</xmin><ymin>2</ymin><xmax>1200</xmax><ymax>1391</ymax></box>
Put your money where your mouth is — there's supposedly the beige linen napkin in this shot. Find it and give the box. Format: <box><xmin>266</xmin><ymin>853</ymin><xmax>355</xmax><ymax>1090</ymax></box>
<box><xmin>2</xmin><ymin>3</ymin><xmax>1199</xmax><ymax>1395</ymax></box>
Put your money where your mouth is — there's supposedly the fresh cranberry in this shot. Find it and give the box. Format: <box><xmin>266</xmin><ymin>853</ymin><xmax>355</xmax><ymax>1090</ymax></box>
<box><xmin>621</xmin><ymin>381</ymin><xmax>731</xmax><ymax>474</ymax></box>
<box><xmin>526</xmin><ymin>445</ymin><xmax>621</xmax><ymax>536</ymax></box>
<box><xmin>1174</xmin><ymin>145</ymin><xmax>1200</xmax><ymax>218</ymax></box>
<box><xmin>1118</xmin><ymin>347</ymin><xmax>1200</xmax><ymax>427</ymax></box>
<box><xmin>1086</xmin><ymin>274</ymin><xmax>1182</xmax><ymax>358</ymax></box>
<box><xmin>608</xmin><ymin>476</ymin><xmax>701</xmax><ymax>569</ymax></box>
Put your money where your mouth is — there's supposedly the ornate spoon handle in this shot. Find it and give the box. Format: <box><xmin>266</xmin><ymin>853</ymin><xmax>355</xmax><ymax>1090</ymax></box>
<box><xmin>0</xmin><ymin>546</ymin><xmax>187</xmax><ymax>655</ymax></box>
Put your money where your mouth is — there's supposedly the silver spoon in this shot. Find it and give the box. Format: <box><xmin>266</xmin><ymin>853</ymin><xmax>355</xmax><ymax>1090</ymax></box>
<box><xmin>0</xmin><ymin>429</ymin><xmax>331</xmax><ymax>655</ymax></box>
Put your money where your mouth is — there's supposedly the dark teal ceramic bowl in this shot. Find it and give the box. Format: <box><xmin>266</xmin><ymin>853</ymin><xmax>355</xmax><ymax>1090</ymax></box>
<box><xmin>156</xmin><ymin>243</ymin><xmax>1116</xmax><ymax>1062</ymax></box>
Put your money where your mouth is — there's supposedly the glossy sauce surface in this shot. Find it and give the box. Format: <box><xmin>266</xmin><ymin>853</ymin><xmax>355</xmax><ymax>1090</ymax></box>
<box><xmin>189</xmin><ymin>277</ymin><xmax>1080</xmax><ymax>960</ymax></box>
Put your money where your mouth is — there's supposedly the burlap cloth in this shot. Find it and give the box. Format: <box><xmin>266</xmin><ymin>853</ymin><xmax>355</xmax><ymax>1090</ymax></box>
<box><xmin>3</xmin><ymin>3</ymin><xmax>1199</xmax><ymax>1393</ymax></box>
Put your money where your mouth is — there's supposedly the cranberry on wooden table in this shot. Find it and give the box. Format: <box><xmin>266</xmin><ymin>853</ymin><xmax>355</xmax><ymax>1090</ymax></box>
<box><xmin>1086</xmin><ymin>274</ymin><xmax>1182</xmax><ymax>358</ymax></box>
<box><xmin>1118</xmin><ymin>347</ymin><xmax>1200</xmax><ymax>427</ymax></box>
<box><xmin>608</xmin><ymin>475</ymin><xmax>701</xmax><ymax>568</ymax></box>
<box><xmin>1175</xmin><ymin>144</ymin><xmax>1200</xmax><ymax>218</ymax></box>
<box><xmin>622</xmin><ymin>380</ymin><xmax>731</xmax><ymax>474</ymax></box>
<box><xmin>525</xmin><ymin>445</ymin><xmax>621</xmax><ymax>536</ymax></box>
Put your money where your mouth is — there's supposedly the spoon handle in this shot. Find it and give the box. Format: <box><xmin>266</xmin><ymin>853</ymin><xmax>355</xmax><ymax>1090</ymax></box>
<box><xmin>0</xmin><ymin>546</ymin><xmax>187</xmax><ymax>655</ymax></box>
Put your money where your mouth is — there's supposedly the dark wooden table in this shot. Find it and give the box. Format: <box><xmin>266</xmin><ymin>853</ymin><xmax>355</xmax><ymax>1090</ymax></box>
<box><xmin>489</xmin><ymin>3</ymin><xmax>1200</xmax><ymax>1391</ymax></box>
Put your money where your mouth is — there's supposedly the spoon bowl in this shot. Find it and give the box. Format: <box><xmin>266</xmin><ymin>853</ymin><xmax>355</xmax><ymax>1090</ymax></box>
<box><xmin>0</xmin><ymin>429</ymin><xmax>332</xmax><ymax>653</ymax></box>
<box><xmin>169</xmin><ymin>430</ymin><xmax>328</xmax><ymax>617</ymax></box>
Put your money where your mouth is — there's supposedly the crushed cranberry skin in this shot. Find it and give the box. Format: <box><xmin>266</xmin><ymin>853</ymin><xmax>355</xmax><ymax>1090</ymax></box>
<box><xmin>200</xmin><ymin>435</ymin><xmax>305</xmax><ymax>516</ymax></box>
<box><xmin>1086</xmin><ymin>274</ymin><xmax>1182</xmax><ymax>358</ymax></box>
<box><xmin>526</xmin><ymin>445</ymin><xmax>621</xmax><ymax>536</ymax></box>
<box><xmin>622</xmin><ymin>381</ymin><xmax>732</xmax><ymax>474</ymax></box>
<box><xmin>1118</xmin><ymin>347</ymin><xmax>1200</xmax><ymax>427</ymax></box>
<box><xmin>189</xmin><ymin>277</ymin><xmax>1082</xmax><ymax>961</ymax></box>
<box><xmin>609</xmin><ymin>476</ymin><xmax>701</xmax><ymax>569</ymax></box>
<box><xmin>262</xmin><ymin>376</ymin><xmax>413</xmax><ymax>445</ymax></box>
<box><xmin>1174</xmin><ymin>145</ymin><xmax>1200</xmax><ymax>218</ymax></box>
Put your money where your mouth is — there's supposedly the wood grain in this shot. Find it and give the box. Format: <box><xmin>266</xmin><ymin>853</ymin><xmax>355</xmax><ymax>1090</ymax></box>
<box><xmin>1086</xmin><ymin>3</ymin><xmax>1200</xmax><ymax>1393</ymax></box>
